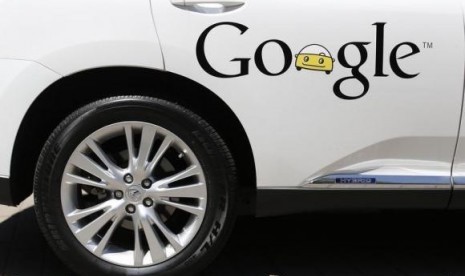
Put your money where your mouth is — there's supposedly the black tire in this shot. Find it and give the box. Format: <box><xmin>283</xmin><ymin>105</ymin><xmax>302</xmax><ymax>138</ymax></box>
<box><xmin>34</xmin><ymin>96</ymin><xmax>237</xmax><ymax>276</ymax></box>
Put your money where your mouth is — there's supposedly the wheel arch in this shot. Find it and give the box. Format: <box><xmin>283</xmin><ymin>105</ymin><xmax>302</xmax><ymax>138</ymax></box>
<box><xmin>10</xmin><ymin>67</ymin><xmax>256</xmax><ymax>214</ymax></box>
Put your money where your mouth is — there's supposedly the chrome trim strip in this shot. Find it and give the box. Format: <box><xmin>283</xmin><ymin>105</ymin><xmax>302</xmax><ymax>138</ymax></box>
<box><xmin>309</xmin><ymin>174</ymin><xmax>450</xmax><ymax>185</ymax></box>
<box><xmin>302</xmin><ymin>172</ymin><xmax>451</xmax><ymax>190</ymax></box>
<box><xmin>301</xmin><ymin>184</ymin><xmax>450</xmax><ymax>190</ymax></box>
<box><xmin>258</xmin><ymin>184</ymin><xmax>450</xmax><ymax>191</ymax></box>
<box><xmin>451</xmin><ymin>176</ymin><xmax>465</xmax><ymax>189</ymax></box>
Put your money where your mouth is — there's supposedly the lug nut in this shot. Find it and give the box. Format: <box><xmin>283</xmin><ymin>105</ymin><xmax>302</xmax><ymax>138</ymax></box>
<box><xmin>124</xmin><ymin>174</ymin><xmax>134</xmax><ymax>184</ymax></box>
<box><xmin>114</xmin><ymin>190</ymin><xmax>124</xmax><ymax>199</ymax></box>
<box><xmin>141</xmin><ymin>179</ymin><xmax>152</xmax><ymax>189</ymax></box>
<box><xmin>143</xmin><ymin>198</ymin><xmax>154</xmax><ymax>207</ymax></box>
<box><xmin>125</xmin><ymin>204</ymin><xmax>136</xmax><ymax>214</ymax></box>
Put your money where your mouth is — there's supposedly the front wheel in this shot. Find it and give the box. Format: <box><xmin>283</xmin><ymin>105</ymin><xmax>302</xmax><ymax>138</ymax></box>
<box><xmin>34</xmin><ymin>96</ymin><xmax>237</xmax><ymax>276</ymax></box>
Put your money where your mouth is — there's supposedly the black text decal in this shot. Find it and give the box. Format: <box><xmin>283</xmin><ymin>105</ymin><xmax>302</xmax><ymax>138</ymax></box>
<box><xmin>196</xmin><ymin>22</ymin><xmax>422</xmax><ymax>100</ymax></box>
<box><xmin>196</xmin><ymin>22</ymin><xmax>250</xmax><ymax>78</ymax></box>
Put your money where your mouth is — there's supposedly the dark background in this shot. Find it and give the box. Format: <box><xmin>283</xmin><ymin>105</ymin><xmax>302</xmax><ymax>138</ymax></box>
<box><xmin>1</xmin><ymin>208</ymin><xmax>465</xmax><ymax>276</ymax></box>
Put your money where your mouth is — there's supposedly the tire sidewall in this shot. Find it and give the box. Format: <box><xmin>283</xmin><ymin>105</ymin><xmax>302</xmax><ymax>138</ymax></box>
<box><xmin>35</xmin><ymin>98</ymin><xmax>235</xmax><ymax>276</ymax></box>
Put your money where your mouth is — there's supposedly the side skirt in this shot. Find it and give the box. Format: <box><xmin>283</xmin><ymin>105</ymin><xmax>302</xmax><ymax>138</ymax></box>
<box><xmin>256</xmin><ymin>188</ymin><xmax>451</xmax><ymax>217</ymax></box>
<box><xmin>0</xmin><ymin>177</ymin><xmax>13</xmax><ymax>206</ymax></box>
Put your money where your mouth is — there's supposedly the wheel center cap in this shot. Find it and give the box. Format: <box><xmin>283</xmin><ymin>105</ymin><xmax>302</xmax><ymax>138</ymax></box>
<box><xmin>126</xmin><ymin>185</ymin><xmax>145</xmax><ymax>202</ymax></box>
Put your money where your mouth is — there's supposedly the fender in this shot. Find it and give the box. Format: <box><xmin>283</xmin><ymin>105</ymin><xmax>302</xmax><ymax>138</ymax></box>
<box><xmin>0</xmin><ymin>0</ymin><xmax>164</xmax><ymax>76</ymax></box>
<box><xmin>0</xmin><ymin>0</ymin><xmax>166</xmax><ymax>177</ymax></box>
<box><xmin>0</xmin><ymin>59</ymin><xmax>61</xmax><ymax>177</ymax></box>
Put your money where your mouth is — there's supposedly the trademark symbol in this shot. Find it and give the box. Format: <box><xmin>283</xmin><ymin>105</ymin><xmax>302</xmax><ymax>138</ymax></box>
<box><xmin>423</xmin><ymin>42</ymin><xmax>433</xmax><ymax>49</ymax></box>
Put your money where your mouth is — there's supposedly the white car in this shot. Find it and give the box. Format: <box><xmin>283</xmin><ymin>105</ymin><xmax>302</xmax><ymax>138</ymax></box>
<box><xmin>1</xmin><ymin>0</ymin><xmax>465</xmax><ymax>275</ymax></box>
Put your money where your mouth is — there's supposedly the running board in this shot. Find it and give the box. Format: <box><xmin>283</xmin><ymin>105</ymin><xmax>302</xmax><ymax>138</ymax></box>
<box><xmin>256</xmin><ymin>188</ymin><xmax>450</xmax><ymax>217</ymax></box>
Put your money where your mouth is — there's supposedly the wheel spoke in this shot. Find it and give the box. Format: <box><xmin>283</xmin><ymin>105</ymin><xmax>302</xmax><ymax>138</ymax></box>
<box><xmin>86</xmin><ymin>139</ymin><xmax>120</xmax><ymax>174</ymax></box>
<box><xmin>146</xmin><ymin>135</ymin><xmax>173</xmax><ymax>174</ymax></box>
<box><xmin>66</xmin><ymin>199</ymin><xmax>117</xmax><ymax>223</ymax></box>
<box><xmin>146</xmin><ymin>210</ymin><xmax>183</xmax><ymax>252</ymax></box>
<box><xmin>154</xmin><ymin>165</ymin><xmax>201</xmax><ymax>187</ymax></box>
<box><xmin>139</xmin><ymin>210</ymin><xmax>166</xmax><ymax>263</ymax></box>
<box><xmin>125</xmin><ymin>125</ymin><xmax>136</xmax><ymax>169</ymax></box>
<box><xmin>93</xmin><ymin>210</ymin><xmax>125</xmax><ymax>256</ymax></box>
<box><xmin>70</xmin><ymin>152</ymin><xmax>114</xmax><ymax>183</ymax></box>
<box><xmin>133</xmin><ymin>214</ymin><xmax>145</xmax><ymax>266</ymax></box>
<box><xmin>151</xmin><ymin>183</ymin><xmax>206</xmax><ymax>199</ymax></box>
<box><xmin>63</xmin><ymin>173</ymin><xmax>107</xmax><ymax>189</ymax></box>
<box><xmin>136</xmin><ymin>126</ymin><xmax>156</xmax><ymax>171</ymax></box>
<box><xmin>62</xmin><ymin>121</ymin><xmax>208</xmax><ymax>267</ymax></box>
<box><xmin>158</xmin><ymin>199</ymin><xmax>204</xmax><ymax>216</ymax></box>
<box><xmin>75</xmin><ymin>202</ymin><xmax>123</xmax><ymax>244</ymax></box>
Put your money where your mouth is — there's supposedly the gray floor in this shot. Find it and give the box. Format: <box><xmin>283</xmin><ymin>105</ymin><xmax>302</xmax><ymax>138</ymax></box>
<box><xmin>2</xmin><ymin>197</ymin><xmax>465</xmax><ymax>276</ymax></box>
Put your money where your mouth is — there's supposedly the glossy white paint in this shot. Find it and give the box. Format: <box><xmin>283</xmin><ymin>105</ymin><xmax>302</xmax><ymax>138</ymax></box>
<box><xmin>0</xmin><ymin>0</ymin><xmax>464</xmax><ymax>193</ymax></box>
<box><xmin>0</xmin><ymin>0</ymin><xmax>164</xmax><ymax>76</ymax></box>
<box><xmin>151</xmin><ymin>0</ymin><xmax>465</xmax><ymax>188</ymax></box>
<box><xmin>0</xmin><ymin>59</ymin><xmax>61</xmax><ymax>176</ymax></box>
<box><xmin>0</xmin><ymin>0</ymin><xmax>165</xmax><ymax>177</ymax></box>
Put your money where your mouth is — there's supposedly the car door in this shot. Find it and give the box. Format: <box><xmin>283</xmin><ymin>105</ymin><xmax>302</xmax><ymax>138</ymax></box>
<box><xmin>451</xmin><ymin>0</ymin><xmax>465</xmax><ymax>209</ymax></box>
<box><xmin>151</xmin><ymin>0</ymin><xmax>465</xmax><ymax>207</ymax></box>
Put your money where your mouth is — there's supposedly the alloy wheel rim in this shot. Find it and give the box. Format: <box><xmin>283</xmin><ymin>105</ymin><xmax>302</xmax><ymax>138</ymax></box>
<box><xmin>61</xmin><ymin>121</ymin><xmax>207</xmax><ymax>267</ymax></box>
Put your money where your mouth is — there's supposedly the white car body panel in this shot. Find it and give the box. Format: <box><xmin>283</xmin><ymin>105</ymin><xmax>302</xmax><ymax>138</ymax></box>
<box><xmin>0</xmin><ymin>0</ymin><xmax>164</xmax><ymax>177</ymax></box>
<box><xmin>0</xmin><ymin>0</ymin><xmax>164</xmax><ymax>76</ymax></box>
<box><xmin>450</xmin><ymin>0</ymin><xmax>465</xmax><ymax>192</ymax></box>
<box><xmin>0</xmin><ymin>0</ymin><xmax>464</xmax><ymax>192</ymax></box>
<box><xmin>151</xmin><ymin>0</ymin><xmax>465</xmax><ymax>188</ymax></box>
<box><xmin>0</xmin><ymin>60</ymin><xmax>61</xmax><ymax>177</ymax></box>
<box><xmin>4</xmin><ymin>1</ymin><xmax>465</xmax><ymax>271</ymax></box>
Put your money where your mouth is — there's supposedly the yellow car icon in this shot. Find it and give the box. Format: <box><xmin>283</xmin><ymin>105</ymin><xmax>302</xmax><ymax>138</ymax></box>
<box><xmin>295</xmin><ymin>44</ymin><xmax>335</xmax><ymax>74</ymax></box>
